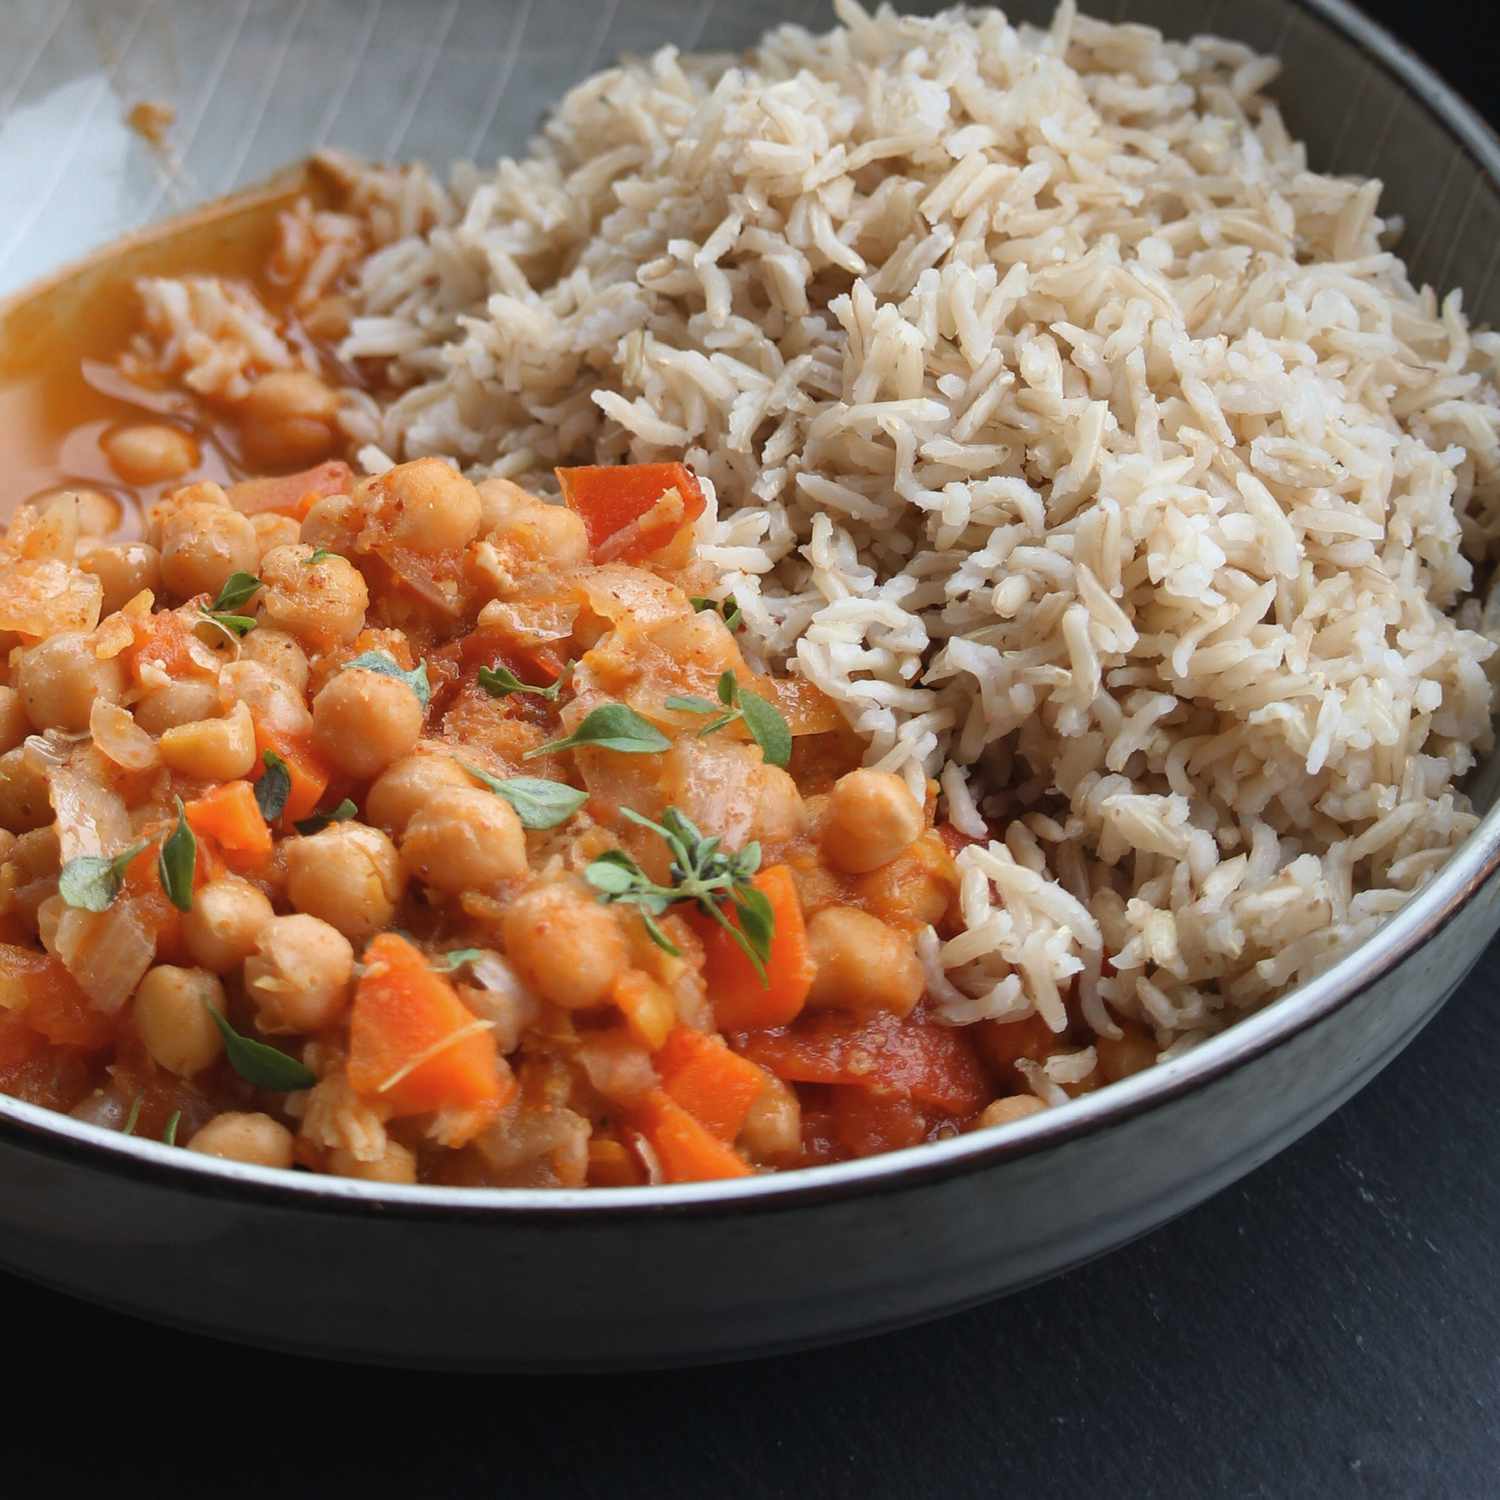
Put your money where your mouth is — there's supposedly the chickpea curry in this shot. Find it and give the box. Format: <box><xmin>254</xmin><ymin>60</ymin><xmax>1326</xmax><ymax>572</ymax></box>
<box><xmin>0</xmin><ymin>208</ymin><xmax>1107</xmax><ymax>1190</ymax></box>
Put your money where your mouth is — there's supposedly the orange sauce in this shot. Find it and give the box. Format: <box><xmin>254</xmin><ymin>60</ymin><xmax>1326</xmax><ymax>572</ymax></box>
<box><xmin>0</xmin><ymin>163</ymin><xmax>340</xmax><ymax>538</ymax></box>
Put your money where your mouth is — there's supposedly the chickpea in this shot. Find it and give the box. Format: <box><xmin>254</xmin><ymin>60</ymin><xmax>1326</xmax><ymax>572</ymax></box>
<box><xmin>738</xmin><ymin>1073</ymin><xmax>802</xmax><ymax>1164</ymax></box>
<box><xmin>159</xmin><ymin>501</ymin><xmax>260</xmax><ymax>602</ymax></box>
<box><xmin>821</xmin><ymin>768</ymin><xmax>924</xmax><ymax>875</ymax></box>
<box><xmin>298</xmin><ymin>492</ymin><xmax>356</xmax><ymax>552</ymax></box>
<box><xmin>17</xmin><ymin>630</ymin><xmax>126</xmax><ymax>732</ymax></box>
<box><xmin>327</xmin><ymin>1141</ymin><xmax>418</xmax><ymax>1184</ymax></box>
<box><xmin>973</xmin><ymin>1095</ymin><xmax>1048</xmax><ymax>1130</ymax></box>
<box><xmin>238</xmin><ymin>627</ymin><xmax>309</xmax><ymax>692</ymax></box>
<box><xmin>502</xmin><ymin>881</ymin><xmax>629</xmax><ymax>1010</ymax></box>
<box><xmin>377</xmin><ymin>459</ymin><xmax>482</xmax><ymax>554</ymax></box>
<box><xmin>0</xmin><ymin>748</ymin><xmax>52</xmax><ymax>832</ymax></box>
<box><xmin>805</xmin><ymin>906</ymin><xmax>924</xmax><ymax>1017</ymax></box>
<box><xmin>78</xmin><ymin>540</ymin><xmax>162</xmax><ymax>615</ymax></box>
<box><xmin>240</xmin><ymin>371</ymin><xmax>339</xmax><ymax>469</ymax></box>
<box><xmin>217</xmin><ymin>659</ymin><xmax>313</xmax><ymax>737</ymax></box>
<box><xmin>401</xmin><ymin>786</ymin><xmax>528</xmax><ymax>892</ymax></box>
<box><xmin>158</xmin><ymin>700</ymin><xmax>256</xmax><ymax>781</ymax></box>
<box><xmin>102</xmin><ymin>422</ymin><xmax>199</xmax><ymax>485</ymax></box>
<box><xmin>1096</xmin><ymin>1022</ymin><xmax>1157</xmax><ymax>1083</ymax></box>
<box><xmin>42</xmin><ymin>487</ymin><xmax>121</xmax><ymax>538</ymax></box>
<box><xmin>312</xmin><ymin>668</ymin><xmax>423</xmax><ymax>780</ymax></box>
<box><xmin>250</xmin><ymin>512</ymin><xmax>302</xmax><ymax>554</ymax></box>
<box><xmin>134</xmin><ymin>965</ymin><xmax>226</xmax><ymax>1077</ymax></box>
<box><xmin>257</xmin><ymin>543</ymin><xmax>368</xmax><ymax>651</ymax></box>
<box><xmin>245</xmin><ymin>913</ymin><xmax>354</xmax><ymax>1034</ymax></box>
<box><xmin>0</xmin><ymin>687</ymin><xmax>30</xmax><ymax>753</ymax></box>
<box><xmin>188</xmin><ymin>1111</ymin><xmax>295</xmax><ymax>1169</ymax></box>
<box><xmin>284</xmin><ymin>822</ymin><xmax>402</xmax><ymax>941</ymax></box>
<box><xmin>366</xmin><ymin>752</ymin><xmax>473</xmax><ymax>836</ymax></box>
<box><xmin>854</xmin><ymin>832</ymin><xmax>955</xmax><ymax>931</ymax></box>
<box><xmin>477</xmin><ymin>478</ymin><xmax>590</xmax><ymax>564</ymax></box>
<box><xmin>134</xmin><ymin>678</ymin><xmax>222</xmax><ymax>735</ymax></box>
<box><xmin>751</xmin><ymin>765</ymin><xmax>806</xmax><ymax>843</ymax></box>
<box><xmin>182</xmin><ymin>877</ymin><xmax>274</xmax><ymax>973</ymax></box>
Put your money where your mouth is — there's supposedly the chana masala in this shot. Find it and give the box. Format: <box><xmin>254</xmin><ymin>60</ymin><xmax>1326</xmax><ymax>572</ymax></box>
<box><xmin>0</xmin><ymin>445</ymin><xmax>1130</xmax><ymax>1186</ymax></box>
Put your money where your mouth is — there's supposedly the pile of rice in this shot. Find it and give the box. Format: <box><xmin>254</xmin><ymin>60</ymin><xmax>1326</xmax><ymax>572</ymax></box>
<box><xmin>137</xmin><ymin>1</ymin><xmax>1500</xmax><ymax>1091</ymax></box>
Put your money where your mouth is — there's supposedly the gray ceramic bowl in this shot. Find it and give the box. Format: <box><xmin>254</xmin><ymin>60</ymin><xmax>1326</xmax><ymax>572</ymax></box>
<box><xmin>1</xmin><ymin>0</ymin><xmax>1499</xmax><ymax>1369</ymax></box>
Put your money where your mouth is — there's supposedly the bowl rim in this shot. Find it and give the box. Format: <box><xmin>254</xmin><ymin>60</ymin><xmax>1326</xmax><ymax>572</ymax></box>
<box><xmin>2</xmin><ymin>0</ymin><xmax>1499</xmax><ymax>1220</ymax></box>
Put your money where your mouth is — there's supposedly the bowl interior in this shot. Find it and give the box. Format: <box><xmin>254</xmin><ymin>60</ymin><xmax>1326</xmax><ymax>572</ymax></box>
<box><xmin>1</xmin><ymin>0</ymin><xmax>1499</xmax><ymax>1201</ymax></box>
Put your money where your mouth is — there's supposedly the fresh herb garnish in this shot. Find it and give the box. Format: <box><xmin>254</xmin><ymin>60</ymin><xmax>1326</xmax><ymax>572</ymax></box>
<box><xmin>157</xmin><ymin>799</ymin><xmax>196</xmax><ymax>913</ymax></box>
<box><xmin>210</xmin><ymin>572</ymin><xmax>262</xmax><ymax>612</ymax></box>
<box><xmin>205</xmin><ymin>1002</ymin><xmax>317</xmax><ymax>1091</ymax></box>
<box><xmin>524</xmin><ymin>703</ymin><xmax>670</xmax><ymax>759</ymax></box>
<box><xmin>690</xmin><ymin>594</ymin><xmax>743</xmax><ymax>631</ymax></box>
<box><xmin>462</xmin><ymin>765</ymin><xmax>588</xmax><ymax>829</ymax></box>
<box><xmin>429</xmin><ymin>948</ymin><xmax>487</xmax><ymax>974</ymax></box>
<box><xmin>254</xmin><ymin>750</ymin><xmax>292</xmax><ymax>822</ymax></box>
<box><xmin>162</xmin><ymin>1110</ymin><xmax>182</xmax><ymax>1147</ymax></box>
<box><xmin>57</xmin><ymin>841</ymin><xmax>146</xmax><ymax>912</ymax></box>
<box><xmin>121</xmin><ymin>1092</ymin><xmax>144</xmax><ymax>1137</ymax></box>
<box><xmin>200</xmin><ymin>571</ymin><xmax>263</xmax><ymax>636</ymax></box>
<box><xmin>663</xmin><ymin>671</ymin><xmax>791</xmax><ymax>768</ymax></box>
<box><xmin>343</xmin><ymin>650</ymin><xmax>431</xmax><ymax>710</ymax></box>
<box><xmin>477</xmin><ymin>661</ymin><xmax>568</xmax><ymax>702</ymax></box>
<box><xmin>307</xmin><ymin>547</ymin><xmax>335</xmax><ymax>565</ymax></box>
<box><xmin>293</xmin><ymin>798</ymin><xmax>358</xmax><ymax>836</ymax></box>
<box><xmin>584</xmin><ymin>805</ymin><xmax>772</xmax><ymax>982</ymax></box>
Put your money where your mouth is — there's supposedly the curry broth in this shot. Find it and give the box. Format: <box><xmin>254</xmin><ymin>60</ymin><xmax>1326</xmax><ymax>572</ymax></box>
<box><xmin>0</xmin><ymin>164</ymin><xmax>339</xmax><ymax>537</ymax></box>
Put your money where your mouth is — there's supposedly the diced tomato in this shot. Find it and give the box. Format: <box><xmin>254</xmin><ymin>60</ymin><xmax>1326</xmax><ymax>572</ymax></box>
<box><xmin>829</xmin><ymin>1086</ymin><xmax>929</xmax><ymax>1157</ymax></box>
<box><xmin>732</xmin><ymin>1007</ymin><xmax>990</xmax><ymax>1116</ymax></box>
<box><xmin>227</xmin><ymin>460</ymin><xmax>353</xmax><ymax>517</ymax></box>
<box><xmin>557</xmin><ymin>462</ymin><xmax>706</xmax><ymax>564</ymax></box>
<box><xmin>127</xmin><ymin>612</ymin><xmax>198</xmax><ymax>682</ymax></box>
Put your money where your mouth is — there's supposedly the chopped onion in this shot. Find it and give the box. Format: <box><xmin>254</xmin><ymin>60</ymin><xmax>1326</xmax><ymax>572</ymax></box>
<box><xmin>53</xmin><ymin>902</ymin><xmax>154</xmax><ymax>1013</ymax></box>
<box><xmin>47</xmin><ymin>753</ymin><xmax>131</xmax><ymax>861</ymax></box>
<box><xmin>0</xmin><ymin>558</ymin><xmax>102</xmax><ymax>635</ymax></box>
<box><xmin>90</xmin><ymin>700</ymin><xmax>159</xmax><ymax>772</ymax></box>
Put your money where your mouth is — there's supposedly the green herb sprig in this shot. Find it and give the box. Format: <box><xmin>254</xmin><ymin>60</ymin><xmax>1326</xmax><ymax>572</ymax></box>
<box><xmin>664</xmin><ymin>671</ymin><xmax>791</xmax><ymax>768</ymax></box>
<box><xmin>690</xmin><ymin>594</ymin><xmax>742</xmax><ymax>632</ymax></box>
<box><xmin>293</xmin><ymin>798</ymin><xmax>358</xmax><ymax>836</ymax></box>
<box><xmin>255</xmin><ymin>750</ymin><xmax>292</xmax><ymax>822</ymax></box>
<box><xmin>429</xmin><ymin>948</ymin><xmax>487</xmax><ymax>974</ymax></box>
<box><xmin>201</xmin><ymin>571</ymin><xmax>262</xmax><ymax>636</ymax></box>
<box><xmin>524</xmin><ymin>703</ymin><xmax>669</xmax><ymax>759</ymax></box>
<box><xmin>477</xmin><ymin>662</ymin><xmax>569</xmax><ymax>702</ymax></box>
<box><xmin>58</xmin><ymin>842</ymin><xmax>146</xmax><ymax>912</ymax></box>
<box><xmin>162</xmin><ymin>1110</ymin><xmax>182</xmax><ymax>1146</ymax></box>
<box><xmin>205</xmin><ymin>1003</ymin><xmax>318</xmax><ymax>1091</ymax></box>
<box><xmin>462</xmin><ymin>765</ymin><xmax>587</xmax><ymax>829</ymax></box>
<box><xmin>343</xmin><ymin>650</ymin><xmax>431</xmax><ymax>710</ymax></box>
<box><xmin>584</xmin><ymin>806</ymin><xmax>773</xmax><ymax>983</ymax></box>
<box><xmin>158</xmin><ymin>798</ymin><xmax>196</xmax><ymax>912</ymax></box>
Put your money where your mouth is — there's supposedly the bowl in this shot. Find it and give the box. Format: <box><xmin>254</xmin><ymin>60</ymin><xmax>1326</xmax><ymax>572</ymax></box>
<box><xmin>1</xmin><ymin>0</ymin><xmax>1498</xmax><ymax>1369</ymax></box>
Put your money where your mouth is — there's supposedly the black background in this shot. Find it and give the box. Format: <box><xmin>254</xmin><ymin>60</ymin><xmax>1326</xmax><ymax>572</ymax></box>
<box><xmin>9</xmin><ymin>3</ymin><xmax>1500</xmax><ymax>1496</ymax></box>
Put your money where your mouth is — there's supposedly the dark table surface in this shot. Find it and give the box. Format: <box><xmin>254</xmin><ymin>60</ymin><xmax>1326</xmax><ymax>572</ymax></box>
<box><xmin>9</xmin><ymin>3</ymin><xmax>1500</xmax><ymax>1497</ymax></box>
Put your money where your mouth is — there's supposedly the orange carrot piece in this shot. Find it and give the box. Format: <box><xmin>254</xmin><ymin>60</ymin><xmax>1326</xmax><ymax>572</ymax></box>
<box><xmin>184</xmin><ymin>780</ymin><xmax>273</xmax><ymax>862</ymax></box>
<box><xmin>655</xmin><ymin>1026</ymin><xmax>766</xmax><ymax>1142</ymax></box>
<box><xmin>227</xmin><ymin>460</ymin><xmax>353</xmax><ymax>517</ymax></box>
<box><xmin>249</xmin><ymin>719</ymin><xmax>331</xmax><ymax>824</ymax></box>
<box><xmin>127</xmin><ymin>612</ymin><xmax>198</xmax><ymax>683</ymax></box>
<box><xmin>632</xmin><ymin>1089</ymin><xmax>753</xmax><ymax>1182</ymax></box>
<box><xmin>348</xmin><ymin>933</ymin><xmax>510</xmax><ymax>1120</ymax></box>
<box><xmin>690</xmin><ymin>864</ymin><xmax>813</xmax><ymax>1032</ymax></box>
<box><xmin>557</xmin><ymin>462</ymin><xmax>706</xmax><ymax>563</ymax></box>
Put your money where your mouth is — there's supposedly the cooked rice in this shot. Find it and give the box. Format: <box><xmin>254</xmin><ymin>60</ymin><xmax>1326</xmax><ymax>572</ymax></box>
<box><xmin>133</xmin><ymin>0</ymin><xmax>1500</xmax><ymax>1084</ymax></box>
